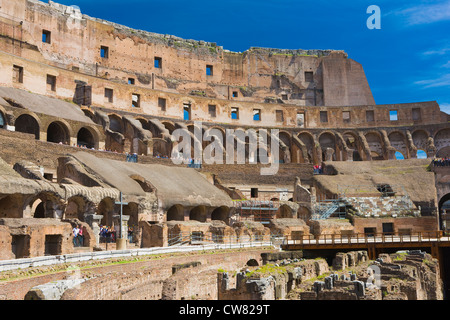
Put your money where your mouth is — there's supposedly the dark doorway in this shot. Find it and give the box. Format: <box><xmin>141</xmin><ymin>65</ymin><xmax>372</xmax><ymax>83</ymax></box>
<box><xmin>382</xmin><ymin>223</ymin><xmax>394</xmax><ymax>235</ymax></box>
<box><xmin>12</xmin><ymin>235</ymin><xmax>29</xmax><ymax>258</ymax></box>
<box><xmin>47</xmin><ymin>122</ymin><xmax>69</xmax><ymax>144</ymax></box>
<box><xmin>15</xmin><ymin>114</ymin><xmax>40</xmax><ymax>140</ymax></box>
<box><xmin>45</xmin><ymin>235</ymin><xmax>62</xmax><ymax>256</ymax></box>
<box><xmin>77</xmin><ymin>127</ymin><xmax>95</xmax><ymax>149</ymax></box>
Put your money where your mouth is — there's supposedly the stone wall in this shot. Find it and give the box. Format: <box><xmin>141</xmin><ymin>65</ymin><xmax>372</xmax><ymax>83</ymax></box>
<box><xmin>0</xmin><ymin>248</ymin><xmax>269</xmax><ymax>300</ymax></box>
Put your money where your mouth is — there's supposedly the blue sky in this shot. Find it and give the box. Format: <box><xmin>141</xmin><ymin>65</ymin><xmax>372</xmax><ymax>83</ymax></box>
<box><xmin>54</xmin><ymin>0</ymin><xmax>450</xmax><ymax>113</ymax></box>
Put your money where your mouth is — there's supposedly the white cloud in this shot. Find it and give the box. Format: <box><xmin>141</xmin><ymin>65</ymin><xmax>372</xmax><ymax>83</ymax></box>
<box><xmin>443</xmin><ymin>61</ymin><xmax>450</xmax><ymax>68</ymax></box>
<box><xmin>393</xmin><ymin>0</ymin><xmax>450</xmax><ymax>26</ymax></box>
<box><xmin>415</xmin><ymin>73</ymin><xmax>450</xmax><ymax>88</ymax></box>
<box><xmin>439</xmin><ymin>103</ymin><xmax>450</xmax><ymax>114</ymax></box>
<box><xmin>423</xmin><ymin>47</ymin><xmax>450</xmax><ymax>56</ymax></box>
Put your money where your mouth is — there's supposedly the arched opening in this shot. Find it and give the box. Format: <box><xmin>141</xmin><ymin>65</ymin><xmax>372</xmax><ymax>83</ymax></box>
<box><xmin>319</xmin><ymin>132</ymin><xmax>336</xmax><ymax>161</ymax></box>
<box><xmin>15</xmin><ymin>114</ymin><xmax>40</xmax><ymax>139</ymax></box>
<box><xmin>123</xmin><ymin>202</ymin><xmax>139</xmax><ymax>241</ymax></box>
<box><xmin>211</xmin><ymin>206</ymin><xmax>229</xmax><ymax>222</ymax></box>
<box><xmin>98</xmin><ymin>198</ymin><xmax>115</xmax><ymax>227</ymax></box>
<box><xmin>395</xmin><ymin>151</ymin><xmax>405</xmax><ymax>160</ymax></box>
<box><xmin>277</xmin><ymin>204</ymin><xmax>293</xmax><ymax>218</ymax></box>
<box><xmin>162</xmin><ymin>122</ymin><xmax>176</xmax><ymax>135</ymax></box>
<box><xmin>167</xmin><ymin>204</ymin><xmax>184</xmax><ymax>221</ymax></box>
<box><xmin>412</xmin><ymin>130</ymin><xmax>429</xmax><ymax>152</ymax></box>
<box><xmin>77</xmin><ymin>127</ymin><xmax>96</xmax><ymax>149</ymax></box>
<box><xmin>438</xmin><ymin>194</ymin><xmax>450</xmax><ymax>230</ymax></box>
<box><xmin>108</xmin><ymin>114</ymin><xmax>124</xmax><ymax>133</ymax></box>
<box><xmin>365</xmin><ymin>132</ymin><xmax>384</xmax><ymax>160</ymax></box>
<box><xmin>24</xmin><ymin>193</ymin><xmax>62</xmax><ymax>219</ymax></box>
<box><xmin>297</xmin><ymin>132</ymin><xmax>315</xmax><ymax>163</ymax></box>
<box><xmin>65</xmin><ymin>196</ymin><xmax>87</xmax><ymax>220</ymax></box>
<box><xmin>189</xmin><ymin>205</ymin><xmax>207</xmax><ymax>222</ymax></box>
<box><xmin>389</xmin><ymin>132</ymin><xmax>408</xmax><ymax>159</ymax></box>
<box><xmin>435</xmin><ymin>129</ymin><xmax>450</xmax><ymax>157</ymax></box>
<box><xmin>82</xmin><ymin>109</ymin><xmax>96</xmax><ymax>122</ymax></box>
<box><xmin>344</xmin><ymin>132</ymin><xmax>362</xmax><ymax>161</ymax></box>
<box><xmin>47</xmin><ymin>121</ymin><xmax>70</xmax><ymax>144</ymax></box>
<box><xmin>0</xmin><ymin>111</ymin><xmax>5</xmax><ymax>128</ymax></box>
<box><xmin>0</xmin><ymin>195</ymin><xmax>22</xmax><ymax>218</ymax></box>
<box><xmin>417</xmin><ymin>149</ymin><xmax>427</xmax><ymax>159</ymax></box>
<box><xmin>246</xmin><ymin>259</ymin><xmax>259</xmax><ymax>267</ymax></box>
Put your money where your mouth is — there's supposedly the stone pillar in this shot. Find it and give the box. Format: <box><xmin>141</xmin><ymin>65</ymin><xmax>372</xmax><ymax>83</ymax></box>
<box><xmin>113</xmin><ymin>214</ymin><xmax>130</xmax><ymax>249</ymax></box>
<box><xmin>84</xmin><ymin>214</ymin><xmax>103</xmax><ymax>245</ymax></box>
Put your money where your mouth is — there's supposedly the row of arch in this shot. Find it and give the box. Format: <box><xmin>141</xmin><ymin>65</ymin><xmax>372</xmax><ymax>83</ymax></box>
<box><xmin>1</xmin><ymin>111</ymin><xmax>100</xmax><ymax>149</ymax></box>
<box><xmin>101</xmin><ymin>111</ymin><xmax>450</xmax><ymax>162</ymax></box>
<box><xmin>3</xmin><ymin>107</ymin><xmax>450</xmax><ymax>163</ymax></box>
<box><xmin>167</xmin><ymin>205</ymin><xmax>230</xmax><ymax>222</ymax></box>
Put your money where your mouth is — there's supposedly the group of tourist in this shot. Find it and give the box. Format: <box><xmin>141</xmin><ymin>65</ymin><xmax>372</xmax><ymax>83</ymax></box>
<box><xmin>99</xmin><ymin>225</ymin><xmax>116</xmax><ymax>243</ymax></box>
<box><xmin>125</xmin><ymin>152</ymin><xmax>138</xmax><ymax>163</ymax></box>
<box><xmin>313</xmin><ymin>164</ymin><xmax>323</xmax><ymax>174</ymax></box>
<box><xmin>432</xmin><ymin>158</ymin><xmax>450</xmax><ymax>167</ymax></box>
<box><xmin>187</xmin><ymin>158</ymin><xmax>202</xmax><ymax>169</ymax></box>
<box><xmin>72</xmin><ymin>225</ymin><xmax>84</xmax><ymax>247</ymax></box>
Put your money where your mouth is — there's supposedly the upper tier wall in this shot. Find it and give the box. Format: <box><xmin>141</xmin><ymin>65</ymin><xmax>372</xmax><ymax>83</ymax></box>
<box><xmin>0</xmin><ymin>0</ymin><xmax>375</xmax><ymax>108</ymax></box>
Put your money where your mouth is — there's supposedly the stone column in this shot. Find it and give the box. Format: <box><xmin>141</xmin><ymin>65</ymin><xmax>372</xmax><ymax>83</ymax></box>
<box><xmin>84</xmin><ymin>214</ymin><xmax>103</xmax><ymax>245</ymax></box>
<box><xmin>113</xmin><ymin>214</ymin><xmax>130</xmax><ymax>249</ymax></box>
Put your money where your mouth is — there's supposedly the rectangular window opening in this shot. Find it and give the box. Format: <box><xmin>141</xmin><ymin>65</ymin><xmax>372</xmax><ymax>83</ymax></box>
<box><xmin>42</xmin><ymin>30</ymin><xmax>51</xmax><ymax>44</ymax></box>
<box><xmin>206</xmin><ymin>65</ymin><xmax>213</xmax><ymax>76</ymax></box>
<box><xmin>158</xmin><ymin>97</ymin><xmax>167</xmax><ymax>111</ymax></box>
<box><xmin>132</xmin><ymin>93</ymin><xmax>140</xmax><ymax>108</ymax></box>
<box><xmin>342</xmin><ymin>111</ymin><xmax>351</xmax><ymax>123</ymax></box>
<box><xmin>232</xmin><ymin>91</ymin><xmax>238</xmax><ymax>98</ymax></box>
<box><xmin>253</xmin><ymin>109</ymin><xmax>261</xmax><ymax>121</ymax></box>
<box><xmin>412</xmin><ymin>108</ymin><xmax>421</xmax><ymax>121</ymax></box>
<box><xmin>276</xmin><ymin>110</ymin><xmax>284</xmax><ymax>122</ymax></box>
<box><xmin>183</xmin><ymin>104</ymin><xmax>191</xmax><ymax>121</ymax></box>
<box><xmin>128</xmin><ymin>78</ymin><xmax>135</xmax><ymax>85</ymax></box>
<box><xmin>389</xmin><ymin>110</ymin><xmax>398</xmax><ymax>121</ymax></box>
<box><xmin>231</xmin><ymin>107</ymin><xmax>239</xmax><ymax>120</ymax></box>
<box><xmin>100</xmin><ymin>46</ymin><xmax>109</xmax><ymax>59</ymax></box>
<box><xmin>46</xmin><ymin>74</ymin><xmax>56</xmax><ymax>91</ymax></box>
<box><xmin>320</xmin><ymin>111</ymin><xmax>328</xmax><ymax>123</ymax></box>
<box><xmin>297</xmin><ymin>112</ymin><xmax>305</xmax><ymax>128</ymax></box>
<box><xmin>305</xmin><ymin>71</ymin><xmax>314</xmax><ymax>82</ymax></box>
<box><xmin>366</xmin><ymin>110</ymin><xmax>375</xmax><ymax>122</ymax></box>
<box><xmin>154</xmin><ymin>57</ymin><xmax>162</xmax><ymax>69</ymax></box>
<box><xmin>251</xmin><ymin>188</ymin><xmax>258</xmax><ymax>198</ymax></box>
<box><xmin>208</xmin><ymin>104</ymin><xmax>216</xmax><ymax>118</ymax></box>
<box><xmin>104</xmin><ymin>88</ymin><xmax>114</xmax><ymax>103</ymax></box>
<box><xmin>13</xmin><ymin>65</ymin><xmax>24</xmax><ymax>83</ymax></box>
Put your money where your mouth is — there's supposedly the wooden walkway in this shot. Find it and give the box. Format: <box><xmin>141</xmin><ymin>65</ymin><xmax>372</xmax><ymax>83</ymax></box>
<box><xmin>280</xmin><ymin>232</ymin><xmax>450</xmax><ymax>260</ymax></box>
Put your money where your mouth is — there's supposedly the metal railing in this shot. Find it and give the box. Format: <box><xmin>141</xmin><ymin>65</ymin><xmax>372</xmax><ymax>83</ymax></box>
<box><xmin>167</xmin><ymin>231</ymin><xmax>285</xmax><ymax>247</ymax></box>
<box><xmin>281</xmin><ymin>231</ymin><xmax>448</xmax><ymax>246</ymax></box>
